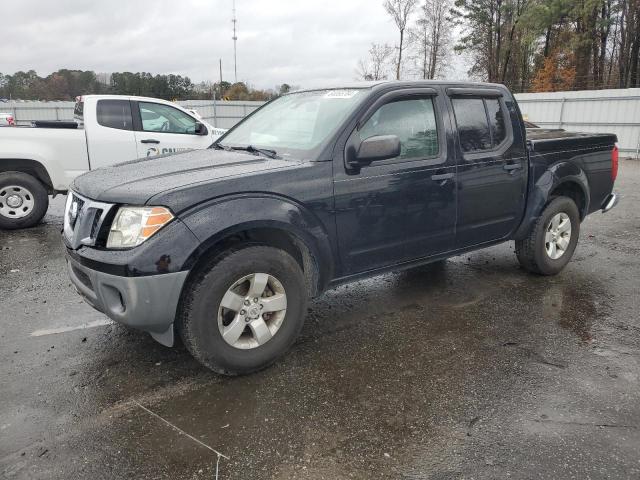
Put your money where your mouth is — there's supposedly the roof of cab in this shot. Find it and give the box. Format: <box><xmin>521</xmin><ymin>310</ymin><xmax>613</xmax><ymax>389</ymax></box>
<box><xmin>291</xmin><ymin>79</ymin><xmax>509</xmax><ymax>94</ymax></box>
<box><xmin>77</xmin><ymin>94</ymin><xmax>182</xmax><ymax>104</ymax></box>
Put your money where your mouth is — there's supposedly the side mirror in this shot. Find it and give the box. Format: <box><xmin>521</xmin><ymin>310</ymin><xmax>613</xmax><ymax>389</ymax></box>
<box><xmin>194</xmin><ymin>121</ymin><xmax>208</xmax><ymax>136</ymax></box>
<box><xmin>355</xmin><ymin>135</ymin><xmax>401</xmax><ymax>165</ymax></box>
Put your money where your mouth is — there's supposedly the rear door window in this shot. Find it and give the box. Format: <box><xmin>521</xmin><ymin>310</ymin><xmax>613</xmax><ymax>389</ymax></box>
<box><xmin>452</xmin><ymin>98</ymin><xmax>491</xmax><ymax>152</ymax></box>
<box><xmin>485</xmin><ymin>98</ymin><xmax>507</xmax><ymax>146</ymax></box>
<box><xmin>96</xmin><ymin>100</ymin><xmax>133</xmax><ymax>130</ymax></box>
<box><xmin>452</xmin><ymin>97</ymin><xmax>508</xmax><ymax>152</ymax></box>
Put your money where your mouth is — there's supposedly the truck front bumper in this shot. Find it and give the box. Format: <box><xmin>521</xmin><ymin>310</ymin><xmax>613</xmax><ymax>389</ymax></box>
<box><xmin>65</xmin><ymin>252</ymin><xmax>188</xmax><ymax>346</ymax></box>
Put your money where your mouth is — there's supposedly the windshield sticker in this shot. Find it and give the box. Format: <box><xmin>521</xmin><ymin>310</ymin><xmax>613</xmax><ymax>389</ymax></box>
<box><xmin>324</xmin><ymin>90</ymin><xmax>359</xmax><ymax>99</ymax></box>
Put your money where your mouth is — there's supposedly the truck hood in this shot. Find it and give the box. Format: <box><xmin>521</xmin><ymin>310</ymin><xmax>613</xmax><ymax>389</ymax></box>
<box><xmin>72</xmin><ymin>148</ymin><xmax>304</xmax><ymax>208</ymax></box>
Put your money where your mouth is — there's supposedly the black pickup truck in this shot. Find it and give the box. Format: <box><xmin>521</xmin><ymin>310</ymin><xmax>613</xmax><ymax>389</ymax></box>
<box><xmin>63</xmin><ymin>81</ymin><xmax>619</xmax><ymax>375</ymax></box>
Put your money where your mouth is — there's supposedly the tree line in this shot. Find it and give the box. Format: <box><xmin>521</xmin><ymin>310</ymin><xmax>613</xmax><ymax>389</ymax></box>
<box><xmin>0</xmin><ymin>69</ymin><xmax>291</xmax><ymax>101</ymax></box>
<box><xmin>359</xmin><ymin>0</ymin><xmax>640</xmax><ymax>92</ymax></box>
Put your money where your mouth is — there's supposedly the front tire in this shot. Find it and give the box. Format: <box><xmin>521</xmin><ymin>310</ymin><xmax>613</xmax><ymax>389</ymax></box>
<box><xmin>515</xmin><ymin>196</ymin><xmax>580</xmax><ymax>275</ymax></box>
<box><xmin>177</xmin><ymin>245</ymin><xmax>308</xmax><ymax>375</ymax></box>
<box><xmin>0</xmin><ymin>172</ymin><xmax>49</xmax><ymax>230</ymax></box>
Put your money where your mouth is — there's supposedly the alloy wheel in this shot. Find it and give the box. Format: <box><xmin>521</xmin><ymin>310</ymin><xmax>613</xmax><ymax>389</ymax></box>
<box><xmin>545</xmin><ymin>212</ymin><xmax>571</xmax><ymax>260</ymax></box>
<box><xmin>217</xmin><ymin>273</ymin><xmax>288</xmax><ymax>349</ymax></box>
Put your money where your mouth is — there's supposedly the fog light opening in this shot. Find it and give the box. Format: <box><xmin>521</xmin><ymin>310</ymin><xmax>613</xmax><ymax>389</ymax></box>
<box><xmin>117</xmin><ymin>291</ymin><xmax>126</xmax><ymax>314</ymax></box>
<box><xmin>102</xmin><ymin>284</ymin><xmax>126</xmax><ymax>315</ymax></box>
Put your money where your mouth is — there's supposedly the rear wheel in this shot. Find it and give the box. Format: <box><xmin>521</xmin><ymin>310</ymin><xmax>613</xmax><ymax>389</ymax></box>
<box><xmin>177</xmin><ymin>245</ymin><xmax>308</xmax><ymax>375</ymax></box>
<box><xmin>0</xmin><ymin>172</ymin><xmax>49</xmax><ymax>230</ymax></box>
<box><xmin>515</xmin><ymin>196</ymin><xmax>580</xmax><ymax>275</ymax></box>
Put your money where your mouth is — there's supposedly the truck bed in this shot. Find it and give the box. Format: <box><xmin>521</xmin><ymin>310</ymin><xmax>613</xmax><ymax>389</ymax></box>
<box><xmin>525</xmin><ymin>129</ymin><xmax>616</xmax><ymax>217</ymax></box>
<box><xmin>527</xmin><ymin>129</ymin><xmax>617</xmax><ymax>153</ymax></box>
<box><xmin>0</xmin><ymin>126</ymin><xmax>89</xmax><ymax>190</ymax></box>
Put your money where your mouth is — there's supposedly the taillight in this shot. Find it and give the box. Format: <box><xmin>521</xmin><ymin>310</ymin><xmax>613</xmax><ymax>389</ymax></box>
<box><xmin>7</xmin><ymin>116</ymin><xmax>15</xmax><ymax>126</ymax></box>
<box><xmin>611</xmin><ymin>145</ymin><xmax>619</xmax><ymax>181</ymax></box>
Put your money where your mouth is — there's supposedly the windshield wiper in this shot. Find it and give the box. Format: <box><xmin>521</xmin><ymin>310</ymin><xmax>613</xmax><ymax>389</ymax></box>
<box><xmin>232</xmin><ymin>145</ymin><xmax>279</xmax><ymax>159</ymax></box>
<box><xmin>210</xmin><ymin>142</ymin><xmax>232</xmax><ymax>151</ymax></box>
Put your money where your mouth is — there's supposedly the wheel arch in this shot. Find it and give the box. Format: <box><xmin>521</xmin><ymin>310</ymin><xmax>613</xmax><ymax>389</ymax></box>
<box><xmin>549</xmin><ymin>179</ymin><xmax>588</xmax><ymax>219</ymax></box>
<box><xmin>513</xmin><ymin>161</ymin><xmax>590</xmax><ymax>240</ymax></box>
<box><xmin>180</xmin><ymin>195</ymin><xmax>336</xmax><ymax>297</ymax></box>
<box><xmin>0</xmin><ymin>159</ymin><xmax>54</xmax><ymax>193</ymax></box>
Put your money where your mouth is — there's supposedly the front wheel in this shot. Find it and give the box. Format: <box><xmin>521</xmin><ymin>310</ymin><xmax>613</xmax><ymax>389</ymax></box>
<box><xmin>0</xmin><ymin>172</ymin><xmax>49</xmax><ymax>230</ymax></box>
<box><xmin>177</xmin><ymin>245</ymin><xmax>308</xmax><ymax>375</ymax></box>
<box><xmin>515</xmin><ymin>196</ymin><xmax>580</xmax><ymax>275</ymax></box>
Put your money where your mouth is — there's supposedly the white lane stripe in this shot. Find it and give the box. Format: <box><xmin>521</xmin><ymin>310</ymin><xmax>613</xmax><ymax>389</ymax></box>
<box><xmin>30</xmin><ymin>319</ymin><xmax>113</xmax><ymax>337</ymax></box>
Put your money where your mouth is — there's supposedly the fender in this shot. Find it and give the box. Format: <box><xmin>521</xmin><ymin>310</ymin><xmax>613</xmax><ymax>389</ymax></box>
<box><xmin>513</xmin><ymin>160</ymin><xmax>590</xmax><ymax>240</ymax></box>
<box><xmin>180</xmin><ymin>193</ymin><xmax>336</xmax><ymax>293</ymax></box>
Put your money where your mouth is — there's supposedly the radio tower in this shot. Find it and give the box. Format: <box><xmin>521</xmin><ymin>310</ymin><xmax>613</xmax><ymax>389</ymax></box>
<box><xmin>232</xmin><ymin>0</ymin><xmax>238</xmax><ymax>83</ymax></box>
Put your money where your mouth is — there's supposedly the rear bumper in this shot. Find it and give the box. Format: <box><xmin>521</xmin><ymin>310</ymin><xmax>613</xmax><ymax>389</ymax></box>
<box><xmin>601</xmin><ymin>192</ymin><xmax>619</xmax><ymax>213</ymax></box>
<box><xmin>65</xmin><ymin>252</ymin><xmax>188</xmax><ymax>346</ymax></box>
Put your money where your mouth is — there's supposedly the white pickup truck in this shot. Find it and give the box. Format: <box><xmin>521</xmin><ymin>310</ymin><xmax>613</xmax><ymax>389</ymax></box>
<box><xmin>0</xmin><ymin>95</ymin><xmax>227</xmax><ymax>229</ymax></box>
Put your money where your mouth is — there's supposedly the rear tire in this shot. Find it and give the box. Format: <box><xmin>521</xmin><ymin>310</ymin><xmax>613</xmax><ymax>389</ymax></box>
<box><xmin>177</xmin><ymin>245</ymin><xmax>308</xmax><ymax>375</ymax></box>
<box><xmin>0</xmin><ymin>172</ymin><xmax>49</xmax><ymax>230</ymax></box>
<box><xmin>515</xmin><ymin>196</ymin><xmax>580</xmax><ymax>275</ymax></box>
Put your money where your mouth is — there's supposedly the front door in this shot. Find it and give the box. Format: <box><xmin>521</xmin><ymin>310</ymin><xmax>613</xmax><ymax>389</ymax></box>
<box><xmin>447</xmin><ymin>91</ymin><xmax>527</xmax><ymax>247</ymax></box>
<box><xmin>133</xmin><ymin>101</ymin><xmax>213</xmax><ymax>158</ymax></box>
<box><xmin>334</xmin><ymin>90</ymin><xmax>457</xmax><ymax>275</ymax></box>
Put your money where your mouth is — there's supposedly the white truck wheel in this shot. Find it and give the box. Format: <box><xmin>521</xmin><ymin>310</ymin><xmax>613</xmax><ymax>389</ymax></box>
<box><xmin>0</xmin><ymin>172</ymin><xmax>49</xmax><ymax>230</ymax></box>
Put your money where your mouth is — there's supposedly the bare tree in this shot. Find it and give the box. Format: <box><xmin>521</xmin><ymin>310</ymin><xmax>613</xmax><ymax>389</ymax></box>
<box><xmin>384</xmin><ymin>0</ymin><xmax>418</xmax><ymax>79</ymax></box>
<box><xmin>410</xmin><ymin>0</ymin><xmax>453</xmax><ymax>79</ymax></box>
<box><xmin>356</xmin><ymin>43</ymin><xmax>394</xmax><ymax>80</ymax></box>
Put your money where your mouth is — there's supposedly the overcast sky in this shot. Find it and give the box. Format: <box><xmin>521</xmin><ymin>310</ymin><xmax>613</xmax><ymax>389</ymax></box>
<box><xmin>2</xmin><ymin>0</ymin><xmax>471</xmax><ymax>90</ymax></box>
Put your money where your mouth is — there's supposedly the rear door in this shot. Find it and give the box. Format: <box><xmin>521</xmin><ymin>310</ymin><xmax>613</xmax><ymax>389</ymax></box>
<box><xmin>447</xmin><ymin>88</ymin><xmax>527</xmax><ymax>247</ymax></box>
<box><xmin>132</xmin><ymin>101</ymin><xmax>212</xmax><ymax>157</ymax></box>
<box><xmin>85</xmin><ymin>99</ymin><xmax>139</xmax><ymax>169</ymax></box>
<box><xmin>333</xmin><ymin>87</ymin><xmax>457</xmax><ymax>274</ymax></box>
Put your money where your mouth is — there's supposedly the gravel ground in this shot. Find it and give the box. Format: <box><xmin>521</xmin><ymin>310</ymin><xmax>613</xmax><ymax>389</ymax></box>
<box><xmin>1</xmin><ymin>159</ymin><xmax>639</xmax><ymax>479</ymax></box>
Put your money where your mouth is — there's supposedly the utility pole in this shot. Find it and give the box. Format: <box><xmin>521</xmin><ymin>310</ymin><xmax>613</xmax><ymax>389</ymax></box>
<box><xmin>214</xmin><ymin>58</ymin><xmax>222</xmax><ymax>101</ymax></box>
<box><xmin>232</xmin><ymin>0</ymin><xmax>238</xmax><ymax>83</ymax></box>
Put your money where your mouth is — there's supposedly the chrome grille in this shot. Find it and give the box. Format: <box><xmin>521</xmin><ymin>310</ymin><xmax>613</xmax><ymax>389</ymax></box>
<box><xmin>63</xmin><ymin>192</ymin><xmax>114</xmax><ymax>249</ymax></box>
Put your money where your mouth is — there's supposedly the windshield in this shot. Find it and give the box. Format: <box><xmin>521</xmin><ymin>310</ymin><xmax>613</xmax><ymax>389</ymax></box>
<box><xmin>219</xmin><ymin>89</ymin><xmax>368</xmax><ymax>159</ymax></box>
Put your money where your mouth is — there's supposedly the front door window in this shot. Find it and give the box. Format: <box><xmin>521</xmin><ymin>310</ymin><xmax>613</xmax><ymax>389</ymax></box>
<box><xmin>138</xmin><ymin>102</ymin><xmax>197</xmax><ymax>134</ymax></box>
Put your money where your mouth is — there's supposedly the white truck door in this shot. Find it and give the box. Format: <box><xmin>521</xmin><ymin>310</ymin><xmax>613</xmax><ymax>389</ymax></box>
<box><xmin>85</xmin><ymin>99</ymin><xmax>139</xmax><ymax>169</ymax></box>
<box><xmin>133</xmin><ymin>101</ymin><xmax>213</xmax><ymax>158</ymax></box>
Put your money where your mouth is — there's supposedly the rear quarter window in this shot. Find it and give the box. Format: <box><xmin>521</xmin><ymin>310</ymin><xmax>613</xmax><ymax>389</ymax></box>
<box><xmin>73</xmin><ymin>100</ymin><xmax>84</xmax><ymax>126</ymax></box>
<box><xmin>96</xmin><ymin>100</ymin><xmax>133</xmax><ymax>130</ymax></box>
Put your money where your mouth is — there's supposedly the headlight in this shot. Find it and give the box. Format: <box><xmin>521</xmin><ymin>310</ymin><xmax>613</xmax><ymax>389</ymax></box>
<box><xmin>106</xmin><ymin>206</ymin><xmax>174</xmax><ymax>249</ymax></box>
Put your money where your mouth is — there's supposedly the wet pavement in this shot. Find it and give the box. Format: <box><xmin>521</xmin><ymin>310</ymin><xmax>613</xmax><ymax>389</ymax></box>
<box><xmin>1</xmin><ymin>160</ymin><xmax>639</xmax><ymax>479</ymax></box>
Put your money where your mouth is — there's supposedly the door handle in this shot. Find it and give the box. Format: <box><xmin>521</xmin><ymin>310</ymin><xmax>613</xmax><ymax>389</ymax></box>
<box><xmin>503</xmin><ymin>162</ymin><xmax>521</xmax><ymax>171</ymax></box>
<box><xmin>431</xmin><ymin>172</ymin><xmax>455</xmax><ymax>182</ymax></box>
<box><xmin>141</xmin><ymin>139</ymin><xmax>160</xmax><ymax>144</ymax></box>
